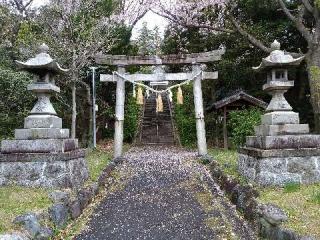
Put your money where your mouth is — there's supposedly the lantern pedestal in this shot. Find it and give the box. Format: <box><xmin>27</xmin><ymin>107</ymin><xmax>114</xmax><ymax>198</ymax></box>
<box><xmin>238</xmin><ymin>40</ymin><xmax>320</xmax><ymax>186</ymax></box>
<box><xmin>0</xmin><ymin>44</ymin><xmax>88</xmax><ymax>189</ymax></box>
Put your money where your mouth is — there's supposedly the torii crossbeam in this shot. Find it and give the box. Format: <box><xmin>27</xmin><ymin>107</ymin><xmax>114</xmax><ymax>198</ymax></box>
<box><xmin>96</xmin><ymin>49</ymin><xmax>225</xmax><ymax>158</ymax></box>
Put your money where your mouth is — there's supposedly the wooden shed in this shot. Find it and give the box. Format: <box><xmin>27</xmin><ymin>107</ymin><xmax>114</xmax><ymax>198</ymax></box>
<box><xmin>207</xmin><ymin>91</ymin><xmax>268</xmax><ymax>149</ymax></box>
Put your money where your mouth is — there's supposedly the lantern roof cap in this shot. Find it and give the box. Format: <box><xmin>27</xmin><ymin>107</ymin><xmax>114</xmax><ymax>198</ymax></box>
<box><xmin>15</xmin><ymin>43</ymin><xmax>69</xmax><ymax>75</ymax></box>
<box><xmin>253</xmin><ymin>40</ymin><xmax>305</xmax><ymax>71</ymax></box>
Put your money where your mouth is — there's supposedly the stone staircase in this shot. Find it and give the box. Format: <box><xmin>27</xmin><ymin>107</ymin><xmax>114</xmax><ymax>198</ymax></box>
<box><xmin>138</xmin><ymin>92</ymin><xmax>177</xmax><ymax>145</ymax></box>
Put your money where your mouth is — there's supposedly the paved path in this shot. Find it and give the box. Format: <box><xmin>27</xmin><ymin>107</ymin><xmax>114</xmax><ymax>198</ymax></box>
<box><xmin>76</xmin><ymin>147</ymin><xmax>257</xmax><ymax>240</ymax></box>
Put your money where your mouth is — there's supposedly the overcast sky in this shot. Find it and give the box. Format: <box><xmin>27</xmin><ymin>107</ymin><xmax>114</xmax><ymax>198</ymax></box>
<box><xmin>32</xmin><ymin>0</ymin><xmax>168</xmax><ymax>40</ymax></box>
<box><xmin>131</xmin><ymin>11</ymin><xmax>168</xmax><ymax>40</ymax></box>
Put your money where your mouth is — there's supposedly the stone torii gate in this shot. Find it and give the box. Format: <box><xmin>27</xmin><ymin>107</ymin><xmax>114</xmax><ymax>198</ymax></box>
<box><xmin>95</xmin><ymin>48</ymin><xmax>225</xmax><ymax>158</ymax></box>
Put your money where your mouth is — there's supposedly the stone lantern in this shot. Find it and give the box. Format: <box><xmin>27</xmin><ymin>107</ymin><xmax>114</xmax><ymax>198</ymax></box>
<box><xmin>253</xmin><ymin>40</ymin><xmax>307</xmax><ymax>135</ymax></box>
<box><xmin>0</xmin><ymin>44</ymin><xmax>88</xmax><ymax>188</ymax></box>
<box><xmin>238</xmin><ymin>40</ymin><xmax>320</xmax><ymax>186</ymax></box>
<box><xmin>14</xmin><ymin>43</ymin><xmax>70</xmax><ymax>139</ymax></box>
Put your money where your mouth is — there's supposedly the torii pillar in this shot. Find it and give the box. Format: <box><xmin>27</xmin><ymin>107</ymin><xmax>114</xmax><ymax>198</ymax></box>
<box><xmin>114</xmin><ymin>66</ymin><xmax>126</xmax><ymax>158</ymax></box>
<box><xmin>193</xmin><ymin>64</ymin><xmax>208</xmax><ymax>156</ymax></box>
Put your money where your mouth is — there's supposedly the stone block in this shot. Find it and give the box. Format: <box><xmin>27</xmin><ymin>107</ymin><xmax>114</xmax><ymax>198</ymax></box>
<box><xmin>258</xmin><ymin>158</ymin><xmax>286</xmax><ymax>174</ymax></box>
<box><xmin>28</xmin><ymin>83</ymin><xmax>60</xmax><ymax>93</ymax></box>
<box><xmin>301</xmin><ymin>170</ymin><xmax>320</xmax><ymax>184</ymax></box>
<box><xmin>2</xmin><ymin>162</ymin><xmax>43</xmax><ymax>183</ymax></box>
<box><xmin>13</xmin><ymin>213</ymin><xmax>41</xmax><ymax>238</ymax></box>
<box><xmin>113</xmin><ymin>157</ymin><xmax>126</xmax><ymax>165</ymax></box>
<box><xmin>15</xmin><ymin>128</ymin><xmax>69</xmax><ymax>140</ymax></box>
<box><xmin>69</xmin><ymin>200</ymin><xmax>81</xmax><ymax>219</ymax></box>
<box><xmin>239</xmin><ymin>149</ymin><xmax>320</xmax><ymax>186</ymax></box>
<box><xmin>1</xmin><ymin>139</ymin><xmax>78</xmax><ymax>153</ymax></box>
<box><xmin>0</xmin><ymin>233</ymin><xmax>29</xmax><ymax>240</ymax></box>
<box><xmin>263</xmin><ymin>81</ymin><xmax>294</xmax><ymax>91</ymax></box>
<box><xmin>255</xmin><ymin>124</ymin><xmax>309</xmax><ymax>136</ymax></box>
<box><xmin>49</xmin><ymin>190</ymin><xmax>71</xmax><ymax>204</ymax></box>
<box><xmin>77</xmin><ymin>188</ymin><xmax>93</xmax><ymax>211</ymax></box>
<box><xmin>240</xmin><ymin>147</ymin><xmax>320</xmax><ymax>158</ymax></box>
<box><xmin>24</xmin><ymin>115</ymin><xmax>62</xmax><ymax>129</ymax></box>
<box><xmin>0</xmin><ymin>149</ymin><xmax>86</xmax><ymax>163</ymax></box>
<box><xmin>44</xmin><ymin>162</ymin><xmax>67</xmax><ymax>179</ymax></box>
<box><xmin>259</xmin><ymin>203</ymin><xmax>288</xmax><ymax>226</ymax></box>
<box><xmin>287</xmin><ymin>157</ymin><xmax>317</xmax><ymax>174</ymax></box>
<box><xmin>0</xmin><ymin>154</ymin><xmax>88</xmax><ymax>188</ymax></box>
<box><xmin>256</xmin><ymin>172</ymin><xmax>301</xmax><ymax>186</ymax></box>
<box><xmin>238</xmin><ymin>154</ymin><xmax>257</xmax><ymax>181</ymax></box>
<box><xmin>246</xmin><ymin>135</ymin><xmax>320</xmax><ymax>149</ymax></box>
<box><xmin>256</xmin><ymin>172</ymin><xmax>276</xmax><ymax>186</ymax></box>
<box><xmin>12</xmin><ymin>213</ymin><xmax>52</xmax><ymax>239</ymax></box>
<box><xmin>261</xmin><ymin>111</ymin><xmax>299</xmax><ymax>125</ymax></box>
<box><xmin>49</xmin><ymin>203</ymin><xmax>69</xmax><ymax>228</ymax></box>
<box><xmin>68</xmin><ymin>158</ymin><xmax>89</xmax><ymax>187</ymax></box>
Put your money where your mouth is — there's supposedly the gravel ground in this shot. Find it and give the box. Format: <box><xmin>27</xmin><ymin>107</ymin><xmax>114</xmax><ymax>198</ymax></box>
<box><xmin>76</xmin><ymin>146</ymin><xmax>257</xmax><ymax>240</ymax></box>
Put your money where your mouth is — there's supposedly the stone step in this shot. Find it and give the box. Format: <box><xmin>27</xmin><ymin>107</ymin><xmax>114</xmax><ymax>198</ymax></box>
<box><xmin>255</xmin><ymin>124</ymin><xmax>310</xmax><ymax>136</ymax></box>
<box><xmin>138</xmin><ymin>93</ymin><xmax>176</xmax><ymax>146</ymax></box>
<box><xmin>15</xmin><ymin>128</ymin><xmax>70</xmax><ymax>140</ymax></box>
<box><xmin>246</xmin><ymin>135</ymin><xmax>320</xmax><ymax>150</ymax></box>
<box><xmin>1</xmin><ymin>139</ymin><xmax>78</xmax><ymax>154</ymax></box>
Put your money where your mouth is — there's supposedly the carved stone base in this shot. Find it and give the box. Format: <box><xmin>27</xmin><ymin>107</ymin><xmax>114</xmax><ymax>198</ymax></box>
<box><xmin>261</xmin><ymin>111</ymin><xmax>299</xmax><ymax>125</ymax></box>
<box><xmin>15</xmin><ymin>128</ymin><xmax>70</xmax><ymax>140</ymax></box>
<box><xmin>254</xmin><ymin>124</ymin><xmax>309</xmax><ymax>136</ymax></box>
<box><xmin>245</xmin><ymin>135</ymin><xmax>320</xmax><ymax>149</ymax></box>
<box><xmin>238</xmin><ymin>147</ymin><xmax>320</xmax><ymax>186</ymax></box>
<box><xmin>0</xmin><ymin>150</ymin><xmax>89</xmax><ymax>188</ymax></box>
<box><xmin>24</xmin><ymin>115</ymin><xmax>62</xmax><ymax>129</ymax></box>
<box><xmin>1</xmin><ymin>139</ymin><xmax>78</xmax><ymax>154</ymax></box>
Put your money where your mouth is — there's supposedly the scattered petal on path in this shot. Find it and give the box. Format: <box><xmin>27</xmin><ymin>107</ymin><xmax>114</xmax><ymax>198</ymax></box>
<box><xmin>76</xmin><ymin>146</ymin><xmax>257</xmax><ymax>240</ymax></box>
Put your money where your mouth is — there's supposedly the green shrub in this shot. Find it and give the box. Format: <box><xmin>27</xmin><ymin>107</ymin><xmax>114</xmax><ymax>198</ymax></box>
<box><xmin>174</xmin><ymin>84</ymin><xmax>197</xmax><ymax>147</ymax></box>
<box><xmin>124</xmin><ymin>94</ymin><xmax>141</xmax><ymax>143</ymax></box>
<box><xmin>0</xmin><ymin>68</ymin><xmax>34</xmax><ymax>140</ymax></box>
<box><xmin>228</xmin><ymin>107</ymin><xmax>262</xmax><ymax>147</ymax></box>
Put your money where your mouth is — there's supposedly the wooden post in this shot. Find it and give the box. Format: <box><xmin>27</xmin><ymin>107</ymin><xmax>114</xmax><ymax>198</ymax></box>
<box><xmin>193</xmin><ymin>64</ymin><xmax>208</xmax><ymax>156</ymax></box>
<box><xmin>114</xmin><ymin>66</ymin><xmax>126</xmax><ymax>158</ymax></box>
<box><xmin>223</xmin><ymin>106</ymin><xmax>228</xmax><ymax>150</ymax></box>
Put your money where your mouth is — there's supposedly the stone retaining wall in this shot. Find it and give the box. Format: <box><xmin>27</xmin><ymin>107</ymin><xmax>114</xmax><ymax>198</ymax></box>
<box><xmin>238</xmin><ymin>148</ymin><xmax>320</xmax><ymax>186</ymax></box>
<box><xmin>207</xmin><ymin>158</ymin><xmax>315</xmax><ymax>240</ymax></box>
<box><xmin>0</xmin><ymin>150</ymin><xmax>88</xmax><ymax>188</ymax></box>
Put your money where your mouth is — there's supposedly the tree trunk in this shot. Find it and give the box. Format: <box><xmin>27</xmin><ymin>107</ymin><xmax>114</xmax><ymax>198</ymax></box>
<box><xmin>306</xmin><ymin>46</ymin><xmax>320</xmax><ymax>133</ymax></box>
<box><xmin>71</xmin><ymin>81</ymin><xmax>77</xmax><ymax>139</ymax></box>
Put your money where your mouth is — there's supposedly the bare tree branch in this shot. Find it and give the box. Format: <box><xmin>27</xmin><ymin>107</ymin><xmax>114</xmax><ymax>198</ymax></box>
<box><xmin>228</xmin><ymin>14</ymin><xmax>272</xmax><ymax>53</ymax></box>
<box><xmin>278</xmin><ymin>0</ymin><xmax>313</xmax><ymax>44</ymax></box>
<box><xmin>301</xmin><ymin>0</ymin><xmax>314</xmax><ymax>13</ymax></box>
<box><xmin>152</xmin><ymin>8</ymin><xmax>234</xmax><ymax>34</ymax></box>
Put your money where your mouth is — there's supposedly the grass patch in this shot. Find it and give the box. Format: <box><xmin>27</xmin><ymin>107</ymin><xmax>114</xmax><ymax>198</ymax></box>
<box><xmin>0</xmin><ymin>186</ymin><xmax>50</xmax><ymax>234</ymax></box>
<box><xmin>311</xmin><ymin>190</ymin><xmax>320</xmax><ymax>204</ymax></box>
<box><xmin>284</xmin><ymin>182</ymin><xmax>301</xmax><ymax>193</ymax></box>
<box><xmin>259</xmin><ymin>183</ymin><xmax>320</xmax><ymax>237</ymax></box>
<box><xmin>208</xmin><ymin>149</ymin><xmax>246</xmax><ymax>182</ymax></box>
<box><xmin>86</xmin><ymin>146</ymin><xmax>113</xmax><ymax>182</ymax></box>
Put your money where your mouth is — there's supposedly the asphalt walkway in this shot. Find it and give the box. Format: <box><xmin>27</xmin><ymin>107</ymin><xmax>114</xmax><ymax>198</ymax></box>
<box><xmin>76</xmin><ymin>147</ymin><xmax>257</xmax><ymax>240</ymax></box>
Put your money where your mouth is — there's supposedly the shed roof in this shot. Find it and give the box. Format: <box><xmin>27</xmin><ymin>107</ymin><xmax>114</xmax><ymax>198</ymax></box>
<box><xmin>207</xmin><ymin>91</ymin><xmax>268</xmax><ymax>111</ymax></box>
